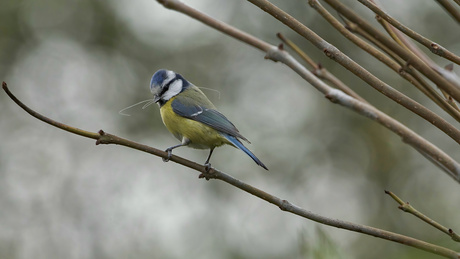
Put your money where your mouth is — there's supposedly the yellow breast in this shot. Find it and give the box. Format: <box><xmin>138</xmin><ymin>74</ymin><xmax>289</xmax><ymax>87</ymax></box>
<box><xmin>160</xmin><ymin>96</ymin><xmax>230</xmax><ymax>149</ymax></box>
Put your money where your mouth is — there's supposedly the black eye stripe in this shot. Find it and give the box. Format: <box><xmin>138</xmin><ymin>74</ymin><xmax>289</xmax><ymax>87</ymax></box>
<box><xmin>159</xmin><ymin>85</ymin><xmax>169</xmax><ymax>96</ymax></box>
<box><xmin>159</xmin><ymin>80</ymin><xmax>173</xmax><ymax>97</ymax></box>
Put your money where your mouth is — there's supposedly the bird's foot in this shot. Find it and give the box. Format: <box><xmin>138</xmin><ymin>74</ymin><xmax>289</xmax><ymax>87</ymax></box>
<box><xmin>204</xmin><ymin>162</ymin><xmax>212</xmax><ymax>173</ymax></box>
<box><xmin>163</xmin><ymin>148</ymin><xmax>172</xmax><ymax>162</ymax></box>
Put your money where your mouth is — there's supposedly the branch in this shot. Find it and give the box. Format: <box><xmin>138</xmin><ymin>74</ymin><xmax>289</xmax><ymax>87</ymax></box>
<box><xmin>3</xmin><ymin>80</ymin><xmax>460</xmax><ymax>259</ymax></box>
<box><xmin>246</xmin><ymin>0</ymin><xmax>460</xmax><ymax>145</ymax></box>
<box><xmin>385</xmin><ymin>190</ymin><xmax>460</xmax><ymax>242</ymax></box>
<box><xmin>323</xmin><ymin>0</ymin><xmax>460</xmax><ymax>103</ymax></box>
<box><xmin>367</xmin><ymin>1</ymin><xmax>460</xmax><ymax>94</ymax></box>
<box><xmin>338</xmin><ymin>15</ymin><xmax>460</xmax><ymax>117</ymax></box>
<box><xmin>278</xmin><ymin>29</ymin><xmax>460</xmax><ymax>122</ymax></box>
<box><xmin>1</xmin><ymin>82</ymin><xmax>204</xmax><ymax>171</ymax></box>
<box><xmin>276</xmin><ymin>32</ymin><xmax>368</xmax><ymax>104</ymax></box>
<box><xmin>436</xmin><ymin>0</ymin><xmax>460</xmax><ymax>24</ymax></box>
<box><xmin>358</xmin><ymin>0</ymin><xmax>460</xmax><ymax>66</ymax></box>
<box><xmin>308</xmin><ymin>0</ymin><xmax>460</xmax><ymax>123</ymax></box>
<box><xmin>342</xmin><ymin>3</ymin><xmax>460</xmax><ymax>121</ymax></box>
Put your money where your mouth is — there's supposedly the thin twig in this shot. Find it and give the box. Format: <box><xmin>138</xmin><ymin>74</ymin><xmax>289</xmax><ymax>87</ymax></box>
<box><xmin>365</xmin><ymin>14</ymin><xmax>460</xmax><ymax>118</ymax></box>
<box><xmin>363</xmin><ymin>0</ymin><xmax>460</xmax><ymax>97</ymax></box>
<box><xmin>359</xmin><ymin>0</ymin><xmax>460</xmax><ymax>65</ymax></box>
<box><xmin>2</xmin><ymin>83</ymin><xmax>100</xmax><ymax>140</ymax></box>
<box><xmin>276</xmin><ymin>32</ymin><xmax>368</xmax><ymax>104</ymax></box>
<box><xmin>308</xmin><ymin>0</ymin><xmax>460</xmax><ymax>122</ymax></box>
<box><xmin>3</xmin><ymin>80</ymin><xmax>460</xmax><ymax>259</ymax></box>
<box><xmin>371</xmin><ymin>2</ymin><xmax>460</xmax><ymax>102</ymax></box>
<box><xmin>436</xmin><ymin>0</ymin><xmax>460</xmax><ymax>24</ymax></box>
<box><xmin>344</xmin><ymin>17</ymin><xmax>460</xmax><ymax>117</ymax></box>
<box><xmin>443</xmin><ymin>64</ymin><xmax>460</xmax><ymax>110</ymax></box>
<box><xmin>406</xmin><ymin>67</ymin><xmax>460</xmax><ymax>118</ymax></box>
<box><xmin>342</xmin><ymin>2</ymin><xmax>460</xmax><ymax>118</ymax></box>
<box><xmin>343</xmin><ymin>17</ymin><xmax>404</xmax><ymax>64</ymax></box>
<box><xmin>323</xmin><ymin>0</ymin><xmax>460</xmax><ymax>104</ymax></box>
<box><xmin>276</xmin><ymin>33</ymin><xmax>318</xmax><ymax>68</ymax></box>
<box><xmin>385</xmin><ymin>190</ymin><xmax>460</xmax><ymax>242</ymax></box>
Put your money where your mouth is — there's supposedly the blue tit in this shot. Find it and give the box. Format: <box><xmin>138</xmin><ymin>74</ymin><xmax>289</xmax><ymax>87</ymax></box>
<box><xmin>150</xmin><ymin>69</ymin><xmax>268</xmax><ymax>170</ymax></box>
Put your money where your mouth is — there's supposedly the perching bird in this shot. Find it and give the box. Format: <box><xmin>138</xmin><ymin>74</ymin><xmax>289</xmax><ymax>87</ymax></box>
<box><xmin>150</xmin><ymin>69</ymin><xmax>268</xmax><ymax>170</ymax></box>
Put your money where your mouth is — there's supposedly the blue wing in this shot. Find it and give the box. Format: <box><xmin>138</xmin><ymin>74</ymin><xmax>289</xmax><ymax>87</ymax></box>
<box><xmin>171</xmin><ymin>96</ymin><xmax>249</xmax><ymax>142</ymax></box>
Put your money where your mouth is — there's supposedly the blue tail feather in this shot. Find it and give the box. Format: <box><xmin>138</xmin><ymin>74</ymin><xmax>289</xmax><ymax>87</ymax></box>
<box><xmin>223</xmin><ymin>134</ymin><xmax>268</xmax><ymax>170</ymax></box>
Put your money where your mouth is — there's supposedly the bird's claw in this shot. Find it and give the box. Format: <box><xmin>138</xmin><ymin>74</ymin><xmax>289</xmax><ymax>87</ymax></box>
<box><xmin>198</xmin><ymin>163</ymin><xmax>213</xmax><ymax>180</ymax></box>
<box><xmin>204</xmin><ymin>162</ymin><xmax>212</xmax><ymax>172</ymax></box>
<box><xmin>163</xmin><ymin>148</ymin><xmax>172</xmax><ymax>162</ymax></box>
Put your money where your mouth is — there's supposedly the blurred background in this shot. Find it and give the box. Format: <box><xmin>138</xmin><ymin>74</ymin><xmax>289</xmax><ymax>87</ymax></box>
<box><xmin>1</xmin><ymin>0</ymin><xmax>460</xmax><ymax>258</ymax></box>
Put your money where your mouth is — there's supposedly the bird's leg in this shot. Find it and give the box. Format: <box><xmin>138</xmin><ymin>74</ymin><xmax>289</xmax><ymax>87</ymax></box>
<box><xmin>163</xmin><ymin>138</ymin><xmax>190</xmax><ymax>162</ymax></box>
<box><xmin>204</xmin><ymin>147</ymin><xmax>215</xmax><ymax>172</ymax></box>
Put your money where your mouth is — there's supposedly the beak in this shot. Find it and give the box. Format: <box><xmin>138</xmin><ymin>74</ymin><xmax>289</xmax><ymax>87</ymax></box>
<box><xmin>153</xmin><ymin>95</ymin><xmax>161</xmax><ymax>103</ymax></box>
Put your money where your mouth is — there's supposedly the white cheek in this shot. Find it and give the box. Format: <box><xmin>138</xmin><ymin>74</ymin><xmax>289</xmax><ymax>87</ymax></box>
<box><xmin>162</xmin><ymin>80</ymin><xmax>183</xmax><ymax>100</ymax></box>
<box><xmin>162</xmin><ymin>70</ymin><xmax>176</xmax><ymax>86</ymax></box>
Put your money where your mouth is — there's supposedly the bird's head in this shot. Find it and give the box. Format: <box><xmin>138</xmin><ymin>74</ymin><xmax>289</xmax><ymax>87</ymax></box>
<box><xmin>150</xmin><ymin>69</ymin><xmax>190</xmax><ymax>106</ymax></box>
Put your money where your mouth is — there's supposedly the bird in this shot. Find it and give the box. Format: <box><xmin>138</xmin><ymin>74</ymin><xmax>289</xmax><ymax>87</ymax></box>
<box><xmin>149</xmin><ymin>69</ymin><xmax>268</xmax><ymax>171</ymax></box>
